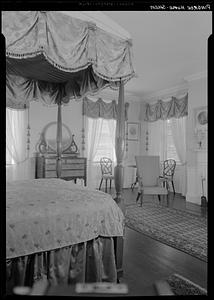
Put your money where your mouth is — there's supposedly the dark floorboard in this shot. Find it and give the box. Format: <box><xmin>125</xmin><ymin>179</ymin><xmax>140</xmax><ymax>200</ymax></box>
<box><xmin>100</xmin><ymin>186</ymin><xmax>207</xmax><ymax>296</ymax></box>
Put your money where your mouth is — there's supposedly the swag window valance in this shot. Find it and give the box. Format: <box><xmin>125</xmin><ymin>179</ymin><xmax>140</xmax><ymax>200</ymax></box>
<box><xmin>144</xmin><ymin>94</ymin><xmax>188</xmax><ymax>122</ymax></box>
<box><xmin>83</xmin><ymin>97</ymin><xmax>129</xmax><ymax>120</ymax></box>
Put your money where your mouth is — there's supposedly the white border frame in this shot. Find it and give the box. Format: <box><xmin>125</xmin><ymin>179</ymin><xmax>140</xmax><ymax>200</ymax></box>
<box><xmin>127</xmin><ymin>122</ymin><xmax>140</xmax><ymax>141</ymax></box>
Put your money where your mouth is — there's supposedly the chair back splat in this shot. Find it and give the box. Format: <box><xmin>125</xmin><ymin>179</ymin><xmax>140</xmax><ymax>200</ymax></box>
<box><xmin>100</xmin><ymin>157</ymin><xmax>113</xmax><ymax>175</ymax></box>
<box><xmin>160</xmin><ymin>159</ymin><xmax>176</xmax><ymax>195</ymax></box>
<box><xmin>163</xmin><ymin>159</ymin><xmax>176</xmax><ymax>178</ymax></box>
<box><xmin>99</xmin><ymin>157</ymin><xmax>114</xmax><ymax>193</ymax></box>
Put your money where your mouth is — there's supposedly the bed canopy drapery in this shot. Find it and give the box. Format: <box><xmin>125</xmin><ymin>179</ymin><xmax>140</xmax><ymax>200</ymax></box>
<box><xmin>3</xmin><ymin>10</ymin><xmax>135</xmax><ymax>203</ymax></box>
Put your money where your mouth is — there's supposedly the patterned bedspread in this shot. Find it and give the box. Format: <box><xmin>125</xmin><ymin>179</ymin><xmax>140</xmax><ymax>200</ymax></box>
<box><xmin>6</xmin><ymin>178</ymin><xmax>124</xmax><ymax>259</ymax></box>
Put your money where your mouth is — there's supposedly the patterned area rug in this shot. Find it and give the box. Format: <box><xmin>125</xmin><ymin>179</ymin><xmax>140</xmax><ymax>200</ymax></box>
<box><xmin>166</xmin><ymin>273</ymin><xmax>207</xmax><ymax>295</ymax></box>
<box><xmin>125</xmin><ymin>202</ymin><xmax>207</xmax><ymax>262</ymax></box>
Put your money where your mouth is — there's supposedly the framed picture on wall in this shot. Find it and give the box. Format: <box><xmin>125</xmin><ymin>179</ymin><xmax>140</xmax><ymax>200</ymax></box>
<box><xmin>127</xmin><ymin>122</ymin><xmax>140</xmax><ymax>141</ymax></box>
<box><xmin>194</xmin><ymin>106</ymin><xmax>208</xmax><ymax>129</ymax></box>
<box><xmin>194</xmin><ymin>106</ymin><xmax>207</xmax><ymax>150</ymax></box>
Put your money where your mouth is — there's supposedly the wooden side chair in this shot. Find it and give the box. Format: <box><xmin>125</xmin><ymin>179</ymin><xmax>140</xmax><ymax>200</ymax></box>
<box><xmin>135</xmin><ymin>155</ymin><xmax>168</xmax><ymax>206</ymax></box>
<box><xmin>99</xmin><ymin>157</ymin><xmax>114</xmax><ymax>193</ymax></box>
<box><xmin>159</xmin><ymin>159</ymin><xmax>176</xmax><ymax>195</ymax></box>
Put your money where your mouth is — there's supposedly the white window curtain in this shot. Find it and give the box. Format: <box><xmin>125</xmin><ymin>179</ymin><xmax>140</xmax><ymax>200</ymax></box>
<box><xmin>106</xmin><ymin>121</ymin><xmax>117</xmax><ymax>160</ymax></box>
<box><xmin>171</xmin><ymin>117</ymin><xmax>187</xmax><ymax>196</ymax></box>
<box><xmin>6</xmin><ymin>108</ymin><xmax>33</xmax><ymax>181</ymax></box>
<box><xmin>171</xmin><ymin>117</ymin><xmax>186</xmax><ymax>164</ymax></box>
<box><xmin>148</xmin><ymin>120</ymin><xmax>166</xmax><ymax>161</ymax></box>
<box><xmin>148</xmin><ymin>116</ymin><xmax>187</xmax><ymax>196</ymax></box>
<box><xmin>6</xmin><ymin>108</ymin><xmax>28</xmax><ymax>164</ymax></box>
<box><xmin>85</xmin><ymin>117</ymin><xmax>116</xmax><ymax>189</ymax></box>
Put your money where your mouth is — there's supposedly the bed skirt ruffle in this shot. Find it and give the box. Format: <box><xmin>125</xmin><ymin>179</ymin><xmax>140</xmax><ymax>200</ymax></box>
<box><xmin>6</xmin><ymin>236</ymin><xmax>117</xmax><ymax>295</ymax></box>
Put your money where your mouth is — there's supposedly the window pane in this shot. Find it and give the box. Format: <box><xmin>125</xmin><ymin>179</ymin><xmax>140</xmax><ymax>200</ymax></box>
<box><xmin>148</xmin><ymin>119</ymin><xmax>181</xmax><ymax>163</ymax></box>
<box><xmin>166</xmin><ymin>119</ymin><xmax>180</xmax><ymax>162</ymax></box>
<box><xmin>93</xmin><ymin>119</ymin><xmax>116</xmax><ymax>162</ymax></box>
<box><xmin>6</xmin><ymin>109</ymin><xmax>27</xmax><ymax>164</ymax></box>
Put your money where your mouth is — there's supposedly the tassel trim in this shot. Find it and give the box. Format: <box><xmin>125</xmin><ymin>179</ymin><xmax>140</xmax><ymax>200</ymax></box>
<box><xmin>6</xmin><ymin>49</ymin><xmax>136</xmax><ymax>82</ymax></box>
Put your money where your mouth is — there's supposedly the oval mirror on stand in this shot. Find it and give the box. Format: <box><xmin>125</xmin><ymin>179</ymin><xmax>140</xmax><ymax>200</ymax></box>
<box><xmin>36</xmin><ymin>122</ymin><xmax>79</xmax><ymax>156</ymax></box>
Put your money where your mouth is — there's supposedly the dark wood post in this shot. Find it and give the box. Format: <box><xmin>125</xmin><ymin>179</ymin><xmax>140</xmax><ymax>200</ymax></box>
<box><xmin>114</xmin><ymin>80</ymin><xmax>125</xmax><ymax>209</ymax></box>
<box><xmin>56</xmin><ymin>101</ymin><xmax>62</xmax><ymax>178</ymax></box>
<box><xmin>114</xmin><ymin>80</ymin><xmax>126</xmax><ymax>280</ymax></box>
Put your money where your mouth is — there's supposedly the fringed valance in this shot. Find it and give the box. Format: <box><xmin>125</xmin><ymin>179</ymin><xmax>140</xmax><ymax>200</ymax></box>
<box><xmin>83</xmin><ymin>97</ymin><xmax>129</xmax><ymax>120</ymax></box>
<box><xmin>3</xmin><ymin>11</ymin><xmax>135</xmax><ymax>109</ymax></box>
<box><xmin>6</xmin><ymin>69</ymin><xmax>117</xmax><ymax>109</ymax></box>
<box><xmin>144</xmin><ymin>94</ymin><xmax>188</xmax><ymax>122</ymax></box>
<box><xmin>3</xmin><ymin>11</ymin><xmax>135</xmax><ymax>81</ymax></box>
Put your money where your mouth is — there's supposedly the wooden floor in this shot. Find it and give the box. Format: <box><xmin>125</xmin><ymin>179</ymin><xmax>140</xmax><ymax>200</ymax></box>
<box><xmin>102</xmin><ymin>187</ymin><xmax>207</xmax><ymax>296</ymax></box>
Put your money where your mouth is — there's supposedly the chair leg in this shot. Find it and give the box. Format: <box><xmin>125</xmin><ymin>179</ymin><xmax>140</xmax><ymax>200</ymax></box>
<box><xmin>105</xmin><ymin>179</ymin><xmax>108</xmax><ymax>193</ymax></box>
<box><xmin>158</xmin><ymin>195</ymin><xmax>161</xmax><ymax>202</ymax></box>
<box><xmin>172</xmin><ymin>181</ymin><xmax>175</xmax><ymax>195</ymax></box>
<box><xmin>166</xmin><ymin>181</ymin><xmax>169</xmax><ymax>191</ymax></box>
<box><xmin>110</xmin><ymin>179</ymin><xmax>112</xmax><ymax>190</ymax></box>
<box><xmin>140</xmin><ymin>192</ymin><xmax>143</xmax><ymax>207</ymax></box>
<box><xmin>166</xmin><ymin>192</ymin><xmax>169</xmax><ymax>202</ymax></box>
<box><xmin>136</xmin><ymin>192</ymin><xmax>141</xmax><ymax>203</ymax></box>
<box><xmin>131</xmin><ymin>176</ymin><xmax>138</xmax><ymax>191</ymax></box>
<box><xmin>136</xmin><ymin>192</ymin><xmax>143</xmax><ymax>206</ymax></box>
<box><xmin>99</xmin><ymin>178</ymin><xmax>103</xmax><ymax>190</ymax></box>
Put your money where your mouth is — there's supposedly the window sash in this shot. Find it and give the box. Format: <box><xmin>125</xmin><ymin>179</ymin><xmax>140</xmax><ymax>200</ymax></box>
<box><xmin>92</xmin><ymin>119</ymin><xmax>116</xmax><ymax>162</ymax></box>
<box><xmin>148</xmin><ymin>119</ymin><xmax>180</xmax><ymax>163</ymax></box>
<box><xmin>6</xmin><ymin>108</ymin><xmax>27</xmax><ymax>165</ymax></box>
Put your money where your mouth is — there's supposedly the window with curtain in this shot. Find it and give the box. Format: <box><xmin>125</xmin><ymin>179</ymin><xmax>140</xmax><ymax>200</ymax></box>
<box><xmin>148</xmin><ymin>116</ymin><xmax>187</xmax><ymax>196</ymax></box>
<box><xmin>148</xmin><ymin>117</ymin><xmax>186</xmax><ymax>163</ymax></box>
<box><xmin>87</xmin><ymin>117</ymin><xmax>116</xmax><ymax>163</ymax></box>
<box><xmin>92</xmin><ymin>119</ymin><xmax>116</xmax><ymax>163</ymax></box>
<box><xmin>166</xmin><ymin>119</ymin><xmax>180</xmax><ymax>162</ymax></box>
<box><xmin>144</xmin><ymin>94</ymin><xmax>188</xmax><ymax>196</ymax></box>
<box><xmin>85</xmin><ymin>117</ymin><xmax>116</xmax><ymax>189</ymax></box>
<box><xmin>6</xmin><ymin>108</ymin><xmax>28</xmax><ymax>165</ymax></box>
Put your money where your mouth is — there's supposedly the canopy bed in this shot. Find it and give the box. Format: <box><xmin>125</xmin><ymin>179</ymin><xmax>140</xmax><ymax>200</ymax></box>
<box><xmin>3</xmin><ymin>11</ymin><xmax>135</xmax><ymax>294</ymax></box>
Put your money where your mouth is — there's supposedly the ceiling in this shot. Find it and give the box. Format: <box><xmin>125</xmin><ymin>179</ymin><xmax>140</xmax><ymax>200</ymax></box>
<box><xmin>103</xmin><ymin>11</ymin><xmax>212</xmax><ymax>100</ymax></box>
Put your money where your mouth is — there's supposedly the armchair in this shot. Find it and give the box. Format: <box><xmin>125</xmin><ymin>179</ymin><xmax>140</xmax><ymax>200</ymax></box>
<box><xmin>135</xmin><ymin>155</ymin><xmax>168</xmax><ymax>206</ymax></box>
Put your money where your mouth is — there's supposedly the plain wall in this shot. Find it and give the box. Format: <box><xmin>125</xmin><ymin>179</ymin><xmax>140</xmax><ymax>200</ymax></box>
<box><xmin>186</xmin><ymin>76</ymin><xmax>207</xmax><ymax>204</ymax></box>
<box><xmin>123</xmin><ymin>97</ymin><xmax>145</xmax><ymax>188</ymax></box>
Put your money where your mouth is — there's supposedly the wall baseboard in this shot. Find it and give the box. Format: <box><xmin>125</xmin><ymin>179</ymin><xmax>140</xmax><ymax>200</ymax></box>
<box><xmin>186</xmin><ymin>194</ymin><xmax>201</xmax><ymax>205</ymax></box>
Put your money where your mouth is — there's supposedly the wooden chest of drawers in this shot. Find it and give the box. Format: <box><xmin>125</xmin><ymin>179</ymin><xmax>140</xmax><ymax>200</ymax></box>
<box><xmin>36</xmin><ymin>155</ymin><xmax>87</xmax><ymax>186</ymax></box>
